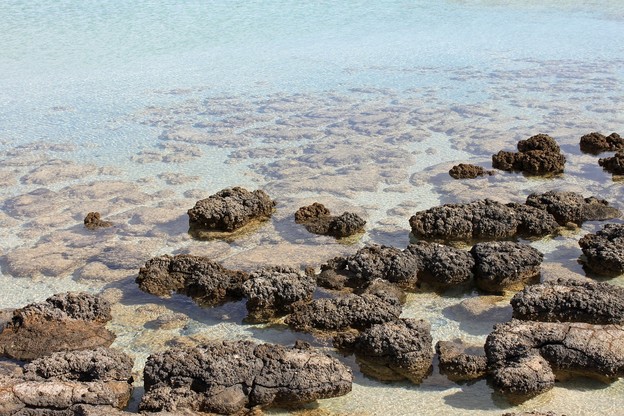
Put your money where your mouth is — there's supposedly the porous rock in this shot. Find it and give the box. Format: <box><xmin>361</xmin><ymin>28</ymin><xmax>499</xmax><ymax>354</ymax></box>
<box><xmin>406</xmin><ymin>241</ymin><xmax>474</xmax><ymax>288</ymax></box>
<box><xmin>492</xmin><ymin>134</ymin><xmax>565</xmax><ymax>176</ymax></box>
<box><xmin>409</xmin><ymin>199</ymin><xmax>559</xmax><ymax>242</ymax></box>
<box><xmin>242</xmin><ymin>266</ymin><xmax>316</xmax><ymax>322</ymax></box>
<box><xmin>471</xmin><ymin>241</ymin><xmax>543</xmax><ymax>293</ymax></box>
<box><xmin>0</xmin><ymin>292</ymin><xmax>114</xmax><ymax>361</ymax></box>
<box><xmin>187</xmin><ymin>187</ymin><xmax>275</xmax><ymax>232</ymax></box>
<box><xmin>511</xmin><ymin>278</ymin><xmax>624</xmax><ymax>324</ymax></box>
<box><xmin>140</xmin><ymin>340</ymin><xmax>352</xmax><ymax>414</ymax></box>
<box><xmin>295</xmin><ymin>202</ymin><xmax>366</xmax><ymax>238</ymax></box>
<box><xmin>448</xmin><ymin>163</ymin><xmax>494</xmax><ymax>179</ymax></box>
<box><xmin>350</xmin><ymin>318</ymin><xmax>433</xmax><ymax>383</ymax></box>
<box><xmin>136</xmin><ymin>254</ymin><xmax>249</xmax><ymax>306</ymax></box>
<box><xmin>83</xmin><ymin>212</ymin><xmax>113</xmax><ymax>230</ymax></box>
<box><xmin>580</xmin><ymin>132</ymin><xmax>624</xmax><ymax>154</ymax></box>
<box><xmin>285</xmin><ymin>292</ymin><xmax>402</xmax><ymax>333</ymax></box>
<box><xmin>436</xmin><ymin>340</ymin><xmax>487</xmax><ymax>381</ymax></box>
<box><xmin>525</xmin><ymin>191</ymin><xmax>620</xmax><ymax>226</ymax></box>
<box><xmin>599</xmin><ymin>151</ymin><xmax>624</xmax><ymax>175</ymax></box>
<box><xmin>578</xmin><ymin>224</ymin><xmax>624</xmax><ymax>277</ymax></box>
<box><xmin>485</xmin><ymin>319</ymin><xmax>624</xmax><ymax>402</ymax></box>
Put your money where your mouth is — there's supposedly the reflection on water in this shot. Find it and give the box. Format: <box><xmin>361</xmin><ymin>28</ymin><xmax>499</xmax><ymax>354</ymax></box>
<box><xmin>1</xmin><ymin>0</ymin><xmax>624</xmax><ymax>414</ymax></box>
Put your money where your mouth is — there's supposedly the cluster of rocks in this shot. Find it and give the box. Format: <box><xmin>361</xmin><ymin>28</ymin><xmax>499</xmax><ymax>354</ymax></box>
<box><xmin>294</xmin><ymin>202</ymin><xmax>366</xmax><ymax>238</ymax></box>
<box><xmin>409</xmin><ymin>191</ymin><xmax>619</xmax><ymax>242</ymax></box>
<box><xmin>492</xmin><ymin>134</ymin><xmax>566</xmax><ymax>176</ymax></box>
<box><xmin>579</xmin><ymin>132</ymin><xmax>624</xmax><ymax>154</ymax></box>
<box><xmin>598</xmin><ymin>151</ymin><xmax>624</xmax><ymax>175</ymax></box>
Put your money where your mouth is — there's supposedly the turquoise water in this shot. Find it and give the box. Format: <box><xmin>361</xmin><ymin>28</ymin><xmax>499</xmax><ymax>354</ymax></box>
<box><xmin>1</xmin><ymin>1</ymin><xmax>624</xmax><ymax>415</ymax></box>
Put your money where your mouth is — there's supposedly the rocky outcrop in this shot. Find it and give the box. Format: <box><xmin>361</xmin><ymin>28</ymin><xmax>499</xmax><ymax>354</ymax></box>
<box><xmin>0</xmin><ymin>348</ymin><xmax>133</xmax><ymax>415</ymax></box>
<box><xmin>242</xmin><ymin>266</ymin><xmax>316</xmax><ymax>322</ymax></box>
<box><xmin>136</xmin><ymin>254</ymin><xmax>249</xmax><ymax>306</ymax></box>
<box><xmin>295</xmin><ymin>202</ymin><xmax>366</xmax><ymax>238</ymax></box>
<box><xmin>347</xmin><ymin>319</ymin><xmax>433</xmax><ymax>383</ymax></box>
<box><xmin>448</xmin><ymin>163</ymin><xmax>494</xmax><ymax>179</ymax></box>
<box><xmin>525</xmin><ymin>191</ymin><xmax>620</xmax><ymax>226</ymax></box>
<box><xmin>599</xmin><ymin>151</ymin><xmax>624</xmax><ymax>175</ymax></box>
<box><xmin>511</xmin><ymin>278</ymin><xmax>624</xmax><ymax>324</ymax></box>
<box><xmin>140</xmin><ymin>340</ymin><xmax>352</xmax><ymax>414</ymax></box>
<box><xmin>406</xmin><ymin>242</ymin><xmax>474</xmax><ymax>288</ymax></box>
<box><xmin>187</xmin><ymin>187</ymin><xmax>275</xmax><ymax>233</ymax></box>
<box><xmin>471</xmin><ymin>241</ymin><xmax>543</xmax><ymax>293</ymax></box>
<box><xmin>580</xmin><ymin>132</ymin><xmax>624</xmax><ymax>154</ymax></box>
<box><xmin>485</xmin><ymin>319</ymin><xmax>624</xmax><ymax>402</ymax></box>
<box><xmin>0</xmin><ymin>292</ymin><xmax>114</xmax><ymax>361</ymax></box>
<box><xmin>492</xmin><ymin>134</ymin><xmax>566</xmax><ymax>176</ymax></box>
<box><xmin>409</xmin><ymin>199</ymin><xmax>559</xmax><ymax>242</ymax></box>
<box><xmin>285</xmin><ymin>292</ymin><xmax>402</xmax><ymax>333</ymax></box>
<box><xmin>83</xmin><ymin>212</ymin><xmax>113</xmax><ymax>230</ymax></box>
<box><xmin>578</xmin><ymin>224</ymin><xmax>624</xmax><ymax>277</ymax></box>
<box><xmin>436</xmin><ymin>340</ymin><xmax>487</xmax><ymax>382</ymax></box>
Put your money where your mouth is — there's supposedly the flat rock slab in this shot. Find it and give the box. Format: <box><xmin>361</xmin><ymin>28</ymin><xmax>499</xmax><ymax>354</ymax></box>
<box><xmin>140</xmin><ymin>340</ymin><xmax>352</xmax><ymax>414</ymax></box>
<box><xmin>578</xmin><ymin>223</ymin><xmax>624</xmax><ymax>277</ymax></box>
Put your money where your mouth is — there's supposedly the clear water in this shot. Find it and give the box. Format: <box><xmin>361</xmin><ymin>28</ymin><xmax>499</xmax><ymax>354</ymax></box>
<box><xmin>1</xmin><ymin>1</ymin><xmax>624</xmax><ymax>414</ymax></box>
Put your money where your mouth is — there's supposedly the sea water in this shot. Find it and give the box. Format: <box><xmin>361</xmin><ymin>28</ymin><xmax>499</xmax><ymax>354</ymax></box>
<box><xmin>1</xmin><ymin>1</ymin><xmax>624</xmax><ymax>414</ymax></box>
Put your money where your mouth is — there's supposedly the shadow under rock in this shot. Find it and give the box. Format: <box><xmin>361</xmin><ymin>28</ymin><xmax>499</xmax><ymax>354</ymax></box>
<box><xmin>443</xmin><ymin>380</ymin><xmax>512</xmax><ymax>412</ymax></box>
<box><xmin>442</xmin><ymin>298</ymin><xmax>512</xmax><ymax>337</ymax></box>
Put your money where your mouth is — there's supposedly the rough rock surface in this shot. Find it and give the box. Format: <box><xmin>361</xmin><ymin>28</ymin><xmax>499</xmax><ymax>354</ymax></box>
<box><xmin>448</xmin><ymin>163</ymin><xmax>494</xmax><ymax>179</ymax></box>
<box><xmin>285</xmin><ymin>292</ymin><xmax>402</xmax><ymax>333</ymax></box>
<box><xmin>436</xmin><ymin>340</ymin><xmax>487</xmax><ymax>381</ymax></box>
<box><xmin>317</xmin><ymin>244</ymin><xmax>421</xmax><ymax>290</ymax></box>
<box><xmin>0</xmin><ymin>348</ymin><xmax>133</xmax><ymax>415</ymax></box>
<box><xmin>525</xmin><ymin>191</ymin><xmax>620</xmax><ymax>226</ymax></box>
<box><xmin>580</xmin><ymin>132</ymin><xmax>624</xmax><ymax>154</ymax></box>
<box><xmin>350</xmin><ymin>319</ymin><xmax>433</xmax><ymax>383</ymax></box>
<box><xmin>598</xmin><ymin>151</ymin><xmax>624</xmax><ymax>175</ymax></box>
<box><xmin>140</xmin><ymin>340</ymin><xmax>352</xmax><ymax>414</ymax></box>
<box><xmin>511</xmin><ymin>278</ymin><xmax>624</xmax><ymax>324</ymax></box>
<box><xmin>409</xmin><ymin>199</ymin><xmax>559</xmax><ymax>242</ymax></box>
<box><xmin>136</xmin><ymin>254</ymin><xmax>249</xmax><ymax>306</ymax></box>
<box><xmin>187</xmin><ymin>187</ymin><xmax>275</xmax><ymax>232</ymax></box>
<box><xmin>492</xmin><ymin>134</ymin><xmax>566</xmax><ymax>175</ymax></box>
<box><xmin>0</xmin><ymin>292</ymin><xmax>114</xmax><ymax>361</ymax></box>
<box><xmin>406</xmin><ymin>241</ymin><xmax>474</xmax><ymax>288</ymax></box>
<box><xmin>242</xmin><ymin>266</ymin><xmax>316</xmax><ymax>322</ymax></box>
<box><xmin>83</xmin><ymin>212</ymin><xmax>113</xmax><ymax>230</ymax></box>
<box><xmin>295</xmin><ymin>202</ymin><xmax>366</xmax><ymax>238</ymax></box>
<box><xmin>485</xmin><ymin>319</ymin><xmax>624</xmax><ymax>402</ymax></box>
<box><xmin>502</xmin><ymin>412</ymin><xmax>562</xmax><ymax>416</ymax></box>
<box><xmin>471</xmin><ymin>241</ymin><xmax>543</xmax><ymax>293</ymax></box>
<box><xmin>578</xmin><ymin>224</ymin><xmax>624</xmax><ymax>277</ymax></box>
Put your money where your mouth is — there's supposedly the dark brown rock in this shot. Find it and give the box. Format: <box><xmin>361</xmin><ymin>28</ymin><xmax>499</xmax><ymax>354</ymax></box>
<box><xmin>525</xmin><ymin>191</ymin><xmax>620</xmax><ymax>226</ymax></box>
<box><xmin>295</xmin><ymin>203</ymin><xmax>365</xmax><ymax>238</ymax></box>
<box><xmin>187</xmin><ymin>187</ymin><xmax>275</xmax><ymax>232</ymax></box>
<box><xmin>492</xmin><ymin>134</ymin><xmax>565</xmax><ymax>176</ymax></box>
<box><xmin>83</xmin><ymin>212</ymin><xmax>113</xmax><ymax>230</ymax></box>
<box><xmin>136</xmin><ymin>254</ymin><xmax>249</xmax><ymax>307</ymax></box>
<box><xmin>0</xmin><ymin>293</ymin><xmax>114</xmax><ymax>361</ymax></box>
<box><xmin>140</xmin><ymin>340</ymin><xmax>352</xmax><ymax>414</ymax></box>
<box><xmin>448</xmin><ymin>163</ymin><xmax>494</xmax><ymax>179</ymax></box>
<box><xmin>580</xmin><ymin>132</ymin><xmax>624</xmax><ymax>154</ymax></box>
<box><xmin>436</xmin><ymin>340</ymin><xmax>487</xmax><ymax>381</ymax></box>
<box><xmin>579</xmin><ymin>224</ymin><xmax>624</xmax><ymax>277</ymax></box>
<box><xmin>599</xmin><ymin>151</ymin><xmax>624</xmax><ymax>175</ymax></box>
<box><xmin>406</xmin><ymin>241</ymin><xmax>474</xmax><ymax>288</ymax></box>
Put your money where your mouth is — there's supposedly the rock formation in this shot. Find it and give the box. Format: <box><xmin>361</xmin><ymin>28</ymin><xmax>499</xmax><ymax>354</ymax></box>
<box><xmin>599</xmin><ymin>151</ymin><xmax>624</xmax><ymax>175</ymax></box>
<box><xmin>295</xmin><ymin>202</ymin><xmax>366</xmax><ymax>238</ymax></box>
<box><xmin>578</xmin><ymin>224</ymin><xmax>624</xmax><ymax>277</ymax></box>
<box><xmin>580</xmin><ymin>132</ymin><xmax>624</xmax><ymax>154</ymax></box>
<box><xmin>436</xmin><ymin>340</ymin><xmax>487</xmax><ymax>382</ymax></box>
<box><xmin>525</xmin><ymin>191</ymin><xmax>620</xmax><ymax>226</ymax></box>
<box><xmin>492</xmin><ymin>134</ymin><xmax>566</xmax><ymax>175</ymax></box>
<box><xmin>83</xmin><ymin>212</ymin><xmax>113</xmax><ymax>230</ymax></box>
<box><xmin>448</xmin><ymin>163</ymin><xmax>495</xmax><ymax>179</ymax></box>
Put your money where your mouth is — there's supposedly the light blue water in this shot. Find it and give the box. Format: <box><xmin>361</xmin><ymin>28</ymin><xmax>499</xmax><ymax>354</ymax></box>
<box><xmin>1</xmin><ymin>1</ymin><xmax>624</xmax><ymax>415</ymax></box>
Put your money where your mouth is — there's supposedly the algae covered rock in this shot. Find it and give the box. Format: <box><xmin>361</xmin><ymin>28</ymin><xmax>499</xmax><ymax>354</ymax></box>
<box><xmin>295</xmin><ymin>202</ymin><xmax>366</xmax><ymax>238</ymax></box>
<box><xmin>525</xmin><ymin>191</ymin><xmax>620</xmax><ymax>226</ymax></box>
<box><xmin>579</xmin><ymin>224</ymin><xmax>624</xmax><ymax>277</ymax></box>
<box><xmin>492</xmin><ymin>134</ymin><xmax>566</xmax><ymax>176</ymax></box>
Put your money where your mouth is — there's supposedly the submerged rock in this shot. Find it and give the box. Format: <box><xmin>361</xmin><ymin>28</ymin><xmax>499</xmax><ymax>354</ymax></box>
<box><xmin>598</xmin><ymin>151</ymin><xmax>624</xmax><ymax>175</ymax></box>
<box><xmin>436</xmin><ymin>340</ymin><xmax>487</xmax><ymax>382</ymax></box>
<box><xmin>350</xmin><ymin>318</ymin><xmax>433</xmax><ymax>383</ymax></box>
<box><xmin>285</xmin><ymin>292</ymin><xmax>402</xmax><ymax>333</ymax></box>
<box><xmin>492</xmin><ymin>134</ymin><xmax>565</xmax><ymax>176</ymax></box>
<box><xmin>485</xmin><ymin>319</ymin><xmax>624</xmax><ymax>402</ymax></box>
<box><xmin>578</xmin><ymin>224</ymin><xmax>624</xmax><ymax>277</ymax></box>
<box><xmin>471</xmin><ymin>241</ymin><xmax>543</xmax><ymax>293</ymax></box>
<box><xmin>83</xmin><ymin>212</ymin><xmax>113</xmax><ymax>230</ymax></box>
<box><xmin>140</xmin><ymin>340</ymin><xmax>352</xmax><ymax>414</ymax></box>
<box><xmin>242</xmin><ymin>266</ymin><xmax>316</xmax><ymax>322</ymax></box>
<box><xmin>0</xmin><ymin>347</ymin><xmax>133</xmax><ymax>415</ymax></box>
<box><xmin>511</xmin><ymin>278</ymin><xmax>624</xmax><ymax>324</ymax></box>
<box><xmin>580</xmin><ymin>132</ymin><xmax>624</xmax><ymax>154</ymax></box>
<box><xmin>525</xmin><ymin>191</ymin><xmax>620</xmax><ymax>226</ymax></box>
<box><xmin>136</xmin><ymin>254</ymin><xmax>249</xmax><ymax>306</ymax></box>
<box><xmin>448</xmin><ymin>163</ymin><xmax>494</xmax><ymax>179</ymax></box>
<box><xmin>187</xmin><ymin>187</ymin><xmax>275</xmax><ymax>233</ymax></box>
<box><xmin>295</xmin><ymin>202</ymin><xmax>366</xmax><ymax>238</ymax></box>
<box><xmin>0</xmin><ymin>292</ymin><xmax>114</xmax><ymax>361</ymax></box>
<box><xmin>409</xmin><ymin>199</ymin><xmax>559</xmax><ymax>242</ymax></box>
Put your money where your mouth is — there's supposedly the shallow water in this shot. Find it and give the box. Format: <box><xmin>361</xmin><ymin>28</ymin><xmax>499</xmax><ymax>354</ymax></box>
<box><xmin>1</xmin><ymin>1</ymin><xmax>624</xmax><ymax>415</ymax></box>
